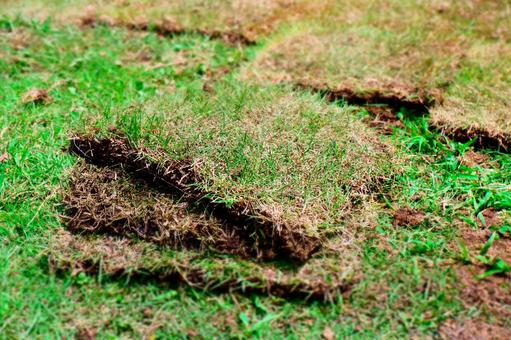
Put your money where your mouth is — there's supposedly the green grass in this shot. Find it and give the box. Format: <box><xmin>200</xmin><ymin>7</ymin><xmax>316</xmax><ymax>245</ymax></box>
<box><xmin>0</xmin><ymin>16</ymin><xmax>510</xmax><ymax>339</ymax></box>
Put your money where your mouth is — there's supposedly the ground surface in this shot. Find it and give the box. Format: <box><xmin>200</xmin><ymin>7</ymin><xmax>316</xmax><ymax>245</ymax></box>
<box><xmin>1</xmin><ymin>1</ymin><xmax>510</xmax><ymax>339</ymax></box>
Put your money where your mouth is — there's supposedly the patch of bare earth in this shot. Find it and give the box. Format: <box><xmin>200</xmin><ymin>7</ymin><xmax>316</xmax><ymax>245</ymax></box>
<box><xmin>439</xmin><ymin>319</ymin><xmax>511</xmax><ymax>340</ymax></box>
<box><xmin>68</xmin><ymin>136</ymin><xmax>320</xmax><ymax>262</ymax></box>
<box><xmin>461</xmin><ymin>228</ymin><xmax>511</xmax><ymax>263</ymax></box>
<box><xmin>393</xmin><ymin>208</ymin><xmax>426</xmax><ymax>227</ymax></box>
<box><xmin>477</xmin><ymin>208</ymin><xmax>503</xmax><ymax>228</ymax></box>
<box><xmin>452</xmin><ymin>228</ymin><xmax>511</xmax><ymax>324</ymax></box>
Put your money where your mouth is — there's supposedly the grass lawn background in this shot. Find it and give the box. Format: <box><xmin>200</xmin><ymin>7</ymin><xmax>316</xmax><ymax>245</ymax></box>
<box><xmin>0</xmin><ymin>7</ymin><xmax>510</xmax><ymax>339</ymax></box>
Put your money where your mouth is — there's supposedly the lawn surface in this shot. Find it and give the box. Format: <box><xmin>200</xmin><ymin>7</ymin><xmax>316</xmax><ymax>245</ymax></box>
<box><xmin>1</xmin><ymin>3</ymin><xmax>511</xmax><ymax>339</ymax></box>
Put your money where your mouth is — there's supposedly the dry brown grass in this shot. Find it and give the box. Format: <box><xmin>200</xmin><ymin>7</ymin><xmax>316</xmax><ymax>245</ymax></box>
<box><xmin>430</xmin><ymin>42</ymin><xmax>511</xmax><ymax>148</ymax></box>
<box><xmin>64</xmin><ymin>160</ymin><xmax>320</xmax><ymax>261</ymax></box>
<box><xmin>55</xmin><ymin>160</ymin><xmax>375</xmax><ymax>300</ymax></box>
<box><xmin>50</xmin><ymin>227</ymin><xmax>360</xmax><ymax>301</ymax></box>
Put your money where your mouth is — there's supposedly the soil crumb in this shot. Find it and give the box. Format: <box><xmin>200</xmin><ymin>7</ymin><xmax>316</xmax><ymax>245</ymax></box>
<box><xmin>460</xmin><ymin>151</ymin><xmax>492</xmax><ymax>168</ymax></box>
<box><xmin>393</xmin><ymin>208</ymin><xmax>426</xmax><ymax>227</ymax></box>
<box><xmin>22</xmin><ymin>88</ymin><xmax>53</xmax><ymax>105</ymax></box>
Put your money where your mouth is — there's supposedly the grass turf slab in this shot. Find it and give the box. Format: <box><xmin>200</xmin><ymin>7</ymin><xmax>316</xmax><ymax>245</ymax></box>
<box><xmin>58</xmin><ymin>80</ymin><xmax>399</xmax><ymax>299</ymax></box>
<box><xmin>243</xmin><ymin>0</ymin><xmax>511</xmax><ymax>149</ymax></box>
<box><xmin>66</xmin><ymin>79</ymin><xmax>400</xmax><ymax>249</ymax></box>
<box><xmin>2</xmin><ymin>0</ymin><xmax>328</xmax><ymax>44</ymax></box>
<box><xmin>50</xmin><ymin>228</ymin><xmax>357</xmax><ymax>301</ymax></box>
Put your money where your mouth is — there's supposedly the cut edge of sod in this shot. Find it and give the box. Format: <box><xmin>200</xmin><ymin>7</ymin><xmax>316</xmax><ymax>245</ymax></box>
<box><xmin>68</xmin><ymin>136</ymin><xmax>321</xmax><ymax>262</ymax></box>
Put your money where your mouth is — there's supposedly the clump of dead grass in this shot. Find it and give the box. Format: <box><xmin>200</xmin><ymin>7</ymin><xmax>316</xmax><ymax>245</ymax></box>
<box><xmin>64</xmin><ymin>164</ymin><xmax>242</xmax><ymax>255</ymax></box>
<box><xmin>64</xmin><ymin>161</ymin><xmax>320</xmax><ymax>261</ymax></box>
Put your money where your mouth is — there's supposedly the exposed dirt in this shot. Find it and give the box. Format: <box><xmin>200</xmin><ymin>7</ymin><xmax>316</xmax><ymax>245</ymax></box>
<box><xmin>68</xmin><ymin>136</ymin><xmax>320</xmax><ymax>262</ymax></box>
<box><xmin>80</xmin><ymin>15</ymin><xmax>255</xmax><ymax>45</ymax></box>
<box><xmin>456</xmin><ymin>265</ymin><xmax>511</xmax><ymax>320</ymax></box>
<box><xmin>452</xmin><ymin>228</ymin><xmax>511</xmax><ymax>322</ymax></box>
<box><xmin>49</xmin><ymin>230</ymin><xmax>352</xmax><ymax>301</ymax></box>
<box><xmin>461</xmin><ymin>228</ymin><xmax>511</xmax><ymax>263</ymax></box>
<box><xmin>432</xmin><ymin>123</ymin><xmax>511</xmax><ymax>152</ymax></box>
<box><xmin>477</xmin><ymin>208</ymin><xmax>503</xmax><ymax>228</ymax></box>
<box><xmin>295</xmin><ymin>82</ymin><xmax>436</xmax><ymax>115</ymax></box>
<box><xmin>439</xmin><ymin>319</ymin><xmax>511</xmax><ymax>340</ymax></box>
<box><xmin>393</xmin><ymin>208</ymin><xmax>426</xmax><ymax>227</ymax></box>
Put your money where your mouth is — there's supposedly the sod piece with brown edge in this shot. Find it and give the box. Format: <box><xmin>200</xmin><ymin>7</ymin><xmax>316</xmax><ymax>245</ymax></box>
<box><xmin>57</xmin><ymin>81</ymin><xmax>400</xmax><ymax>299</ymax></box>
<box><xmin>64</xmin><ymin>162</ymin><xmax>319</xmax><ymax>261</ymax></box>
<box><xmin>67</xmin><ymin>81</ymin><xmax>399</xmax><ymax>252</ymax></box>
